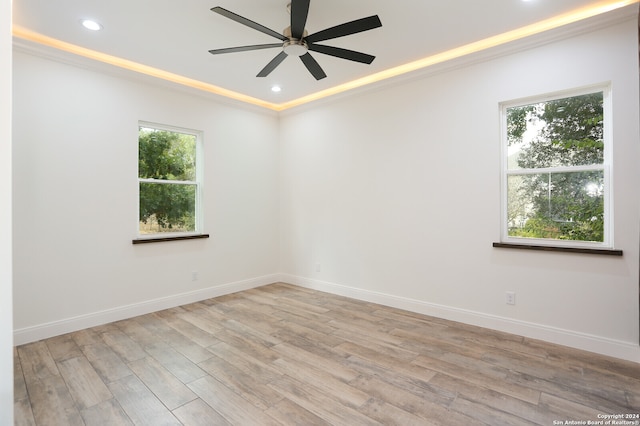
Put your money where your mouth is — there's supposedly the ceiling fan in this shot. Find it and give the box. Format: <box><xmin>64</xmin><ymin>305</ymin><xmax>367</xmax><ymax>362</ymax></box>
<box><xmin>208</xmin><ymin>1</ymin><xmax>382</xmax><ymax>80</ymax></box>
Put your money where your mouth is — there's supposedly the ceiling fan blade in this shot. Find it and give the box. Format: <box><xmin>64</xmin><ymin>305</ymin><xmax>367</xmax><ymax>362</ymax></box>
<box><xmin>211</xmin><ymin>7</ymin><xmax>287</xmax><ymax>41</ymax></box>
<box><xmin>257</xmin><ymin>51</ymin><xmax>288</xmax><ymax>77</ymax></box>
<box><xmin>308</xmin><ymin>44</ymin><xmax>375</xmax><ymax>64</ymax></box>
<box><xmin>305</xmin><ymin>15</ymin><xmax>382</xmax><ymax>43</ymax></box>
<box><xmin>209</xmin><ymin>43</ymin><xmax>282</xmax><ymax>55</ymax></box>
<box><xmin>290</xmin><ymin>0</ymin><xmax>310</xmax><ymax>40</ymax></box>
<box><xmin>300</xmin><ymin>53</ymin><xmax>327</xmax><ymax>80</ymax></box>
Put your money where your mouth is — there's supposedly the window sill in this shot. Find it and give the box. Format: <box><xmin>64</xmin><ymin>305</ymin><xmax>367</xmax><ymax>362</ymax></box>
<box><xmin>492</xmin><ymin>242</ymin><xmax>622</xmax><ymax>256</ymax></box>
<box><xmin>132</xmin><ymin>234</ymin><xmax>210</xmax><ymax>245</ymax></box>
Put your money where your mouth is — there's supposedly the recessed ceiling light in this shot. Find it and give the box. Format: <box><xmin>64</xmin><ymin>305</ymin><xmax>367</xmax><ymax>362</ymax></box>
<box><xmin>271</xmin><ymin>85</ymin><xmax>282</xmax><ymax>93</ymax></box>
<box><xmin>81</xmin><ymin>19</ymin><xmax>102</xmax><ymax>31</ymax></box>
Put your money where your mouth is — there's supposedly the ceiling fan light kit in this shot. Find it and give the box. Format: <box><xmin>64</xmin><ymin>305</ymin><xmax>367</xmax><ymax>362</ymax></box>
<box><xmin>208</xmin><ymin>0</ymin><xmax>382</xmax><ymax>80</ymax></box>
<box><xmin>283</xmin><ymin>41</ymin><xmax>308</xmax><ymax>57</ymax></box>
<box><xmin>282</xmin><ymin>27</ymin><xmax>308</xmax><ymax>57</ymax></box>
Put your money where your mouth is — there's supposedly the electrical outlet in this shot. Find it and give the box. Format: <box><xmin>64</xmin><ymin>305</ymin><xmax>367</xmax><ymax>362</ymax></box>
<box><xmin>315</xmin><ymin>263</ymin><xmax>321</xmax><ymax>272</ymax></box>
<box><xmin>192</xmin><ymin>271</ymin><xmax>198</xmax><ymax>281</ymax></box>
<box><xmin>506</xmin><ymin>291</ymin><xmax>516</xmax><ymax>305</ymax></box>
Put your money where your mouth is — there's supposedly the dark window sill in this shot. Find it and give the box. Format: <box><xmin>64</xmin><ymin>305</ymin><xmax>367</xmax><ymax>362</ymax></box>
<box><xmin>493</xmin><ymin>242</ymin><xmax>622</xmax><ymax>256</ymax></box>
<box><xmin>132</xmin><ymin>234</ymin><xmax>210</xmax><ymax>245</ymax></box>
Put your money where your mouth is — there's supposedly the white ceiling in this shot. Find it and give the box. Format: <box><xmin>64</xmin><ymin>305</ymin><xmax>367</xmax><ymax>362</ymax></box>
<box><xmin>11</xmin><ymin>0</ymin><xmax>636</xmax><ymax>107</ymax></box>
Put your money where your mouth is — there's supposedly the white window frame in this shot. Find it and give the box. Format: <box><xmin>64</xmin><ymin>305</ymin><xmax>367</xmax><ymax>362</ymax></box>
<box><xmin>137</xmin><ymin>121</ymin><xmax>204</xmax><ymax>239</ymax></box>
<box><xmin>499</xmin><ymin>84</ymin><xmax>612</xmax><ymax>249</ymax></box>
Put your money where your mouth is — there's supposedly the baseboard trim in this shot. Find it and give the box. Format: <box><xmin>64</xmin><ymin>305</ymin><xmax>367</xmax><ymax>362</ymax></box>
<box><xmin>13</xmin><ymin>274</ymin><xmax>279</xmax><ymax>345</ymax></box>
<box><xmin>280</xmin><ymin>274</ymin><xmax>640</xmax><ymax>363</ymax></box>
<box><xmin>15</xmin><ymin>273</ymin><xmax>640</xmax><ymax>363</ymax></box>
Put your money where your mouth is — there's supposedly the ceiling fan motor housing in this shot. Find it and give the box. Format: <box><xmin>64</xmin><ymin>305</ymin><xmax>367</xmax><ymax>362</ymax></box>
<box><xmin>283</xmin><ymin>27</ymin><xmax>308</xmax><ymax>56</ymax></box>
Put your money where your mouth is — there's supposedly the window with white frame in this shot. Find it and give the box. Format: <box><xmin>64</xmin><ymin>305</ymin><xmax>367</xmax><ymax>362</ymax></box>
<box><xmin>501</xmin><ymin>86</ymin><xmax>611</xmax><ymax>248</ymax></box>
<box><xmin>138</xmin><ymin>122</ymin><xmax>202</xmax><ymax>236</ymax></box>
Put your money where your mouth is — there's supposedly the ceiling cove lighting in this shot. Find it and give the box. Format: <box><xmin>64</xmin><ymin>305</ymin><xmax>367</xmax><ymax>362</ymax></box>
<box><xmin>275</xmin><ymin>0</ymin><xmax>639</xmax><ymax>110</ymax></box>
<box><xmin>12</xmin><ymin>0</ymin><xmax>639</xmax><ymax>111</ymax></box>
<box><xmin>80</xmin><ymin>19</ymin><xmax>102</xmax><ymax>31</ymax></box>
<box><xmin>11</xmin><ymin>25</ymin><xmax>275</xmax><ymax>109</ymax></box>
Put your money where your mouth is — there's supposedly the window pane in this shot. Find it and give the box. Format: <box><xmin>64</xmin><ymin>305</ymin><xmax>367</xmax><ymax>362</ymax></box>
<box><xmin>507</xmin><ymin>92</ymin><xmax>604</xmax><ymax>170</ymax></box>
<box><xmin>139</xmin><ymin>182</ymin><xmax>196</xmax><ymax>234</ymax></box>
<box><xmin>507</xmin><ymin>170</ymin><xmax>604</xmax><ymax>242</ymax></box>
<box><xmin>139</xmin><ymin>127</ymin><xmax>196</xmax><ymax>181</ymax></box>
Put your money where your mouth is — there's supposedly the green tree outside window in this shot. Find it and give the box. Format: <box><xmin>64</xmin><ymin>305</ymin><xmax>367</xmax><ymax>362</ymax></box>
<box><xmin>138</xmin><ymin>126</ymin><xmax>199</xmax><ymax>234</ymax></box>
<box><xmin>505</xmin><ymin>91</ymin><xmax>606</xmax><ymax>243</ymax></box>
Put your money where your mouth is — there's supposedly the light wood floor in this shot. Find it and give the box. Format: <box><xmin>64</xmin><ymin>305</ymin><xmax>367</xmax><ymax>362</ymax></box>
<box><xmin>14</xmin><ymin>283</ymin><xmax>640</xmax><ymax>425</ymax></box>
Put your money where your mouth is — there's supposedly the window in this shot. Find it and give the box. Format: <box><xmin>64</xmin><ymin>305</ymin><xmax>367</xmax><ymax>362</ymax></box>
<box><xmin>138</xmin><ymin>123</ymin><xmax>202</xmax><ymax>237</ymax></box>
<box><xmin>501</xmin><ymin>86</ymin><xmax>611</xmax><ymax>248</ymax></box>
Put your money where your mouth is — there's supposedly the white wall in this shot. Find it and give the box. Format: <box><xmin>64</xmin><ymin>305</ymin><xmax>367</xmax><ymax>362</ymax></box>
<box><xmin>1</xmin><ymin>0</ymin><xmax>13</xmax><ymax>423</ymax></box>
<box><xmin>12</xmin><ymin>52</ymin><xmax>281</xmax><ymax>341</ymax></box>
<box><xmin>12</xmin><ymin>10</ymin><xmax>640</xmax><ymax>363</ymax></box>
<box><xmin>279</xmin><ymin>17</ymin><xmax>640</xmax><ymax>361</ymax></box>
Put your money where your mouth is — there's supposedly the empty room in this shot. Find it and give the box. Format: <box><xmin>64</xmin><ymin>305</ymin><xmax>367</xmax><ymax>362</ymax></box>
<box><xmin>2</xmin><ymin>0</ymin><xmax>640</xmax><ymax>425</ymax></box>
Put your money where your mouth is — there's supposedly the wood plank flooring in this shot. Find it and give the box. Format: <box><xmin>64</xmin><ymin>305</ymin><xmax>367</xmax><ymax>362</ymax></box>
<box><xmin>13</xmin><ymin>283</ymin><xmax>640</xmax><ymax>425</ymax></box>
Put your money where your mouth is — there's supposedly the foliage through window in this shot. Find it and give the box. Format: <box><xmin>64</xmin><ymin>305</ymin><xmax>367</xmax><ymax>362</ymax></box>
<box><xmin>138</xmin><ymin>124</ymin><xmax>201</xmax><ymax>235</ymax></box>
<box><xmin>502</xmin><ymin>88</ymin><xmax>610</xmax><ymax>247</ymax></box>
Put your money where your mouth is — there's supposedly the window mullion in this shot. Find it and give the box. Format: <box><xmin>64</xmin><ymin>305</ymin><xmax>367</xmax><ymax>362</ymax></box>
<box><xmin>139</xmin><ymin>178</ymin><xmax>196</xmax><ymax>185</ymax></box>
<box><xmin>506</xmin><ymin>164</ymin><xmax>604</xmax><ymax>176</ymax></box>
